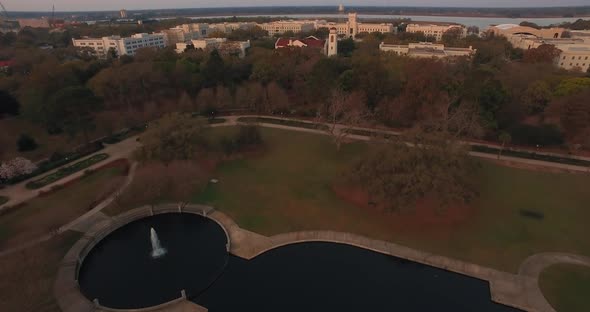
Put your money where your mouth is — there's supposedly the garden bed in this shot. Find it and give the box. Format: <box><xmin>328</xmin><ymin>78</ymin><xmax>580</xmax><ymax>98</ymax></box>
<box><xmin>25</xmin><ymin>153</ymin><xmax>109</xmax><ymax>190</ymax></box>
<box><xmin>2</xmin><ymin>141</ymin><xmax>105</xmax><ymax>185</ymax></box>
<box><xmin>237</xmin><ymin>117</ymin><xmax>329</xmax><ymax>131</ymax></box>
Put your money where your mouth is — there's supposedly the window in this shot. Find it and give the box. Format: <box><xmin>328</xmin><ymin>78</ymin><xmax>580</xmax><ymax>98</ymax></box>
<box><xmin>572</xmin><ymin>56</ymin><xmax>575</xmax><ymax>60</ymax></box>
<box><xmin>563</xmin><ymin>56</ymin><xmax>566</xmax><ymax>60</ymax></box>
<box><xmin>561</xmin><ymin>63</ymin><xmax>564</xmax><ymax>66</ymax></box>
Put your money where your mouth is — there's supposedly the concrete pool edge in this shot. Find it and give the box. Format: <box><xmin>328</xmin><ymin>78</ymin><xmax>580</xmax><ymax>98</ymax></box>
<box><xmin>55</xmin><ymin>203</ymin><xmax>557</xmax><ymax>312</ymax></box>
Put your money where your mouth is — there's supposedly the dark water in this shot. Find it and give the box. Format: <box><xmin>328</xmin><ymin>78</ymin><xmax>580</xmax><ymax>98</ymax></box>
<box><xmin>79</xmin><ymin>214</ymin><xmax>520</xmax><ymax>312</ymax></box>
<box><xmin>78</xmin><ymin>214</ymin><xmax>229</xmax><ymax>309</ymax></box>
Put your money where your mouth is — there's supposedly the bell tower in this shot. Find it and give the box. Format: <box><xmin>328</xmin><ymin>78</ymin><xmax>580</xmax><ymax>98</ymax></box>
<box><xmin>348</xmin><ymin>12</ymin><xmax>358</xmax><ymax>38</ymax></box>
<box><xmin>327</xmin><ymin>28</ymin><xmax>338</xmax><ymax>57</ymax></box>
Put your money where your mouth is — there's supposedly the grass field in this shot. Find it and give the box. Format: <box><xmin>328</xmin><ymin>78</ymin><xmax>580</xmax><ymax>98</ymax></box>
<box><xmin>539</xmin><ymin>264</ymin><xmax>590</xmax><ymax>312</ymax></box>
<box><xmin>197</xmin><ymin>127</ymin><xmax>590</xmax><ymax>273</ymax></box>
<box><xmin>0</xmin><ymin>231</ymin><xmax>80</xmax><ymax>312</ymax></box>
<box><xmin>0</xmin><ymin>165</ymin><xmax>126</xmax><ymax>249</ymax></box>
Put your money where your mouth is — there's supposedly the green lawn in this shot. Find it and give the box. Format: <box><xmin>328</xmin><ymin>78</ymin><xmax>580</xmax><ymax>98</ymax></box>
<box><xmin>540</xmin><ymin>264</ymin><xmax>590</xmax><ymax>312</ymax></box>
<box><xmin>196</xmin><ymin>127</ymin><xmax>590</xmax><ymax>273</ymax></box>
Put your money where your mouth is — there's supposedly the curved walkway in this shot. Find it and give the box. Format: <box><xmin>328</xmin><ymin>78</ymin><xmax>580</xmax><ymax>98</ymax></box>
<box><xmin>0</xmin><ymin>162</ymin><xmax>137</xmax><ymax>258</ymax></box>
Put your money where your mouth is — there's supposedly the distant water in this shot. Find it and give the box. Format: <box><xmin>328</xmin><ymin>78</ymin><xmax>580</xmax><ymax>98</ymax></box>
<box><xmin>187</xmin><ymin>14</ymin><xmax>584</xmax><ymax>29</ymax></box>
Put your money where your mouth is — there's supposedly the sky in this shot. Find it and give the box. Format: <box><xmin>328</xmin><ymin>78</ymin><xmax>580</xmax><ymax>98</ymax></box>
<box><xmin>2</xmin><ymin>0</ymin><xmax>589</xmax><ymax>12</ymax></box>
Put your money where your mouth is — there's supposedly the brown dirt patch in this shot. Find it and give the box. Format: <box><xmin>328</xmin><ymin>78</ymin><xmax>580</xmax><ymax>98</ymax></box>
<box><xmin>332</xmin><ymin>184</ymin><xmax>476</xmax><ymax>238</ymax></box>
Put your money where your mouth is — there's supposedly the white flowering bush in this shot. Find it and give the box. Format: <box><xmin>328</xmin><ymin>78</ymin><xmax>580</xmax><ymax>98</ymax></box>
<box><xmin>0</xmin><ymin>157</ymin><xmax>38</xmax><ymax>180</ymax></box>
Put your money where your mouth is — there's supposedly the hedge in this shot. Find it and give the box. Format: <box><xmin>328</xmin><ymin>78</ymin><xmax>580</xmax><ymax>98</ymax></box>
<box><xmin>237</xmin><ymin>117</ymin><xmax>329</xmax><ymax>131</ymax></box>
<box><xmin>25</xmin><ymin>153</ymin><xmax>109</xmax><ymax>190</ymax></box>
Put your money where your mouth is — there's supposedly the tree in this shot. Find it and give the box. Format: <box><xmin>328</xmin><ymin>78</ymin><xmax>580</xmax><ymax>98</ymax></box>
<box><xmin>135</xmin><ymin>112</ymin><xmax>206</xmax><ymax>164</ymax></box>
<box><xmin>553</xmin><ymin>77</ymin><xmax>590</xmax><ymax>96</ymax></box>
<box><xmin>0</xmin><ymin>90</ymin><xmax>19</xmax><ymax>117</ymax></box>
<box><xmin>317</xmin><ymin>90</ymin><xmax>370</xmax><ymax>151</ymax></box>
<box><xmin>47</xmin><ymin>86</ymin><xmax>103</xmax><ymax>141</ymax></box>
<box><xmin>17</xmin><ymin>134</ymin><xmax>37</xmax><ymax>152</ymax></box>
<box><xmin>522</xmin><ymin>80</ymin><xmax>552</xmax><ymax>114</ymax></box>
<box><xmin>442</xmin><ymin>27</ymin><xmax>464</xmax><ymax>46</ymax></box>
<box><xmin>349</xmin><ymin>126</ymin><xmax>479</xmax><ymax>212</ymax></box>
<box><xmin>547</xmin><ymin>89</ymin><xmax>590</xmax><ymax>148</ymax></box>
<box><xmin>200</xmin><ymin>50</ymin><xmax>225</xmax><ymax>88</ymax></box>
<box><xmin>0</xmin><ymin>157</ymin><xmax>37</xmax><ymax>180</ymax></box>
<box><xmin>498</xmin><ymin>131</ymin><xmax>512</xmax><ymax>159</ymax></box>
<box><xmin>523</xmin><ymin>44</ymin><xmax>561</xmax><ymax>64</ymax></box>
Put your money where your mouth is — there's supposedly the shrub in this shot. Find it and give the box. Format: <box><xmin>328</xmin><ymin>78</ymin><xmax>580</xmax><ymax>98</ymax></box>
<box><xmin>508</xmin><ymin>124</ymin><xmax>564</xmax><ymax>146</ymax></box>
<box><xmin>17</xmin><ymin>134</ymin><xmax>38</xmax><ymax>152</ymax></box>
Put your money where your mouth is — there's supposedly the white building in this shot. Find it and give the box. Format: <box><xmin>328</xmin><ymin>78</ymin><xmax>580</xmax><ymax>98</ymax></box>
<box><xmin>555</xmin><ymin>44</ymin><xmax>590</xmax><ymax>72</ymax></box>
<box><xmin>119</xmin><ymin>9</ymin><xmax>128</xmax><ymax>19</ymax></box>
<box><xmin>209</xmin><ymin>22</ymin><xmax>257</xmax><ymax>34</ymax></box>
<box><xmin>379</xmin><ymin>42</ymin><xmax>475</xmax><ymax>58</ymax></box>
<box><xmin>505</xmin><ymin>33</ymin><xmax>590</xmax><ymax>72</ymax></box>
<box><xmin>161</xmin><ymin>24</ymin><xmax>209</xmax><ymax>46</ymax></box>
<box><xmin>406</xmin><ymin>23</ymin><xmax>466</xmax><ymax>41</ymax></box>
<box><xmin>72</xmin><ymin>33</ymin><xmax>166</xmax><ymax>58</ymax></box>
<box><xmin>315</xmin><ymin>13</ymin><xmax>394</xmax><ymax>38</ymax></box>
<box><xmin>259</xmin><ymin>20</ymin><xmax>315</xmax><ymax>36</ymax></box>
<box><xmin>176</xmin><ymin>38</ymin><xmax>250</xmax><ymax>58</ymax></box>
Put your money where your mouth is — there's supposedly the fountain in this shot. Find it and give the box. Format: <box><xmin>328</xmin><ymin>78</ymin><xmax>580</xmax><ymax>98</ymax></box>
<box><xmin>150</xmin><ymin>227</ymin><xmax>167</xmax><ymax>259</ymax></box>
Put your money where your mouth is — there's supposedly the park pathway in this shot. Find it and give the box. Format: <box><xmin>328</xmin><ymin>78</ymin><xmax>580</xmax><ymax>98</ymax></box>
<box><xmin>0</xmin><ymin>137</ymin><xmax>140</xmax><ymax>210</ymax></box>
<box><xmin>0</xmin><ymin>162</ymin><xmax>137</xmax><ymax>258</ymax></box>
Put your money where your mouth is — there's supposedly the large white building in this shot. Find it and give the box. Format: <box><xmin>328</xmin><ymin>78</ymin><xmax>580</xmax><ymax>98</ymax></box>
<box><xmin>504</xmin><ymin>33</ymin><xmax>590</xmax><ymax>72</ymax></box>
<box><xmin>379</xmin><ymin>42</ymin><xmax>476</xmax><ymax>58</ymax></box>
<box><xmin>72</xmin><ymin>33</ymin><xmax>166</xmax><ymax>58</ymax></box>
<box><xmin>176</xmin><ymin>38</ymin><xmax>251</xmax><ymax>58</ymax></box>
<box><xmin>161</xmin><ymin>24</ymin><xmax>209</xmax><ymax>46</ymax></box>
<box><xmin>259</xmin><ymin>20</ymin><xmax>316</xmax><ymax>36</ymax></box>
<box><xmin>258</xmin><ymin>13</ymin><xmax>394</xmax><ymax>38</ymax></box>
<box><xmin>406</xmin><ymin>23</ymin><xmax>467</xmax><ymax>41</ymax></box>
<box><xmin>208</xmin><ymin>22</ymin><xmax>257</xmax><ymax>34</ymax></box>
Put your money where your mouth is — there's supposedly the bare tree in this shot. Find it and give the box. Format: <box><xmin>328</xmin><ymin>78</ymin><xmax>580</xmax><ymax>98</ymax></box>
<box><xmin>316</xmin><ymin>90</ymin><xmax>372</xmax><ymax>151</ymax></box>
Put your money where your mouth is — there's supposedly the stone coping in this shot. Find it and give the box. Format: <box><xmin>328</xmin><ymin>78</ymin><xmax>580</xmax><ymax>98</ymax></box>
<box><xmin>57</xmin><ymin>203</ymin><xmax>575</xmax><ymax>312</ymax></box>
<box><xmin>55</xmin><ymin>204</ymin><xmax>221</xmax><ymax>312</ymax></box>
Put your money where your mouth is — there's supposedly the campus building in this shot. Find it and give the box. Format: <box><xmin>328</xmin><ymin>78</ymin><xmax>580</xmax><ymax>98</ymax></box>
<box><xmin>274</xmin><ymin>36</ymin><xmax>327</xmax><ymax>54</ymax></box>
<box><xmin>487</xmin><ymin>24</ymin><xmax>566</xmax><ymax>39</ymax></box>
<box><xmin>176</xmin><ymin>38</ymin><xmax>251</xmax><ymax>58</ymax></box>
<box><xmin>208</xmin><ymin>22</ymin><xmax>257</xmax><ymax>34</ymax></box>
<box><xmin>379</xmin><ymin>42</ymin><xmax>476</xmax><ymax>58</ymax></box>
<box><xmin>161</xmin><ymin>24</ymin><xmax>209</xmax><ymax>46</ymax></box>
<box><xmin>405</xmin><ymin>23</ymin><xmax>466</xmax><ymax>41</ymax></box>
<box><xmin>555</xmin><ymin>44</ymin><xmax>590</xmax><ymax>72</ymax></box>
<box><xmin>315</xmin><ymin>13</ymin><xmax>394</xmax><ymax>38</ymax></box>
<box><xmin>259</xmin><ymin>13</ymin><xmax>394</xmax><ymax>38</ymax></box>
<box><xmin>72</xmin><ymin>33</ymin><xmax>166</xmax><ymax>58</ymax></box>
<box><xmin>259</xmin><ymin>20</ymin><xmax>315</xmax><ymax>36</ymax></box>
<box><xmin>503</xmin><ymin>32</ymin><xmax>590</xmax><ymax>72</ymax></box>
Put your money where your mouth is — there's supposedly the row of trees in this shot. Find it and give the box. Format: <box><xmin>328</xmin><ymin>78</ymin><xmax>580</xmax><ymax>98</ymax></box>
<box><xmin>1</xmin><ymin>22</ymin><xmax>590</xmax><ymax>164</ymax></box>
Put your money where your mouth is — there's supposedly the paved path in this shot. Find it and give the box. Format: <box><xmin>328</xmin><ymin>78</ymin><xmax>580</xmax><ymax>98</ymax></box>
<box><xmin>0</xmin><ymin>162</ymin><xmax>137</xmax><ymax>258</ymax></box>
<box><xmin>234</xmin><ymin>115</ymin><xmax>590</xmax><ymax>173</ymax></box>
<box><xmin>0</xmin><ymin>137</ymin><xmax>141</xmax><ymax>210</ymax></box>
<box><xmin>1</xmin><ymin>115</ymin><xmax>587</xmax><ymax>212</ymax></box>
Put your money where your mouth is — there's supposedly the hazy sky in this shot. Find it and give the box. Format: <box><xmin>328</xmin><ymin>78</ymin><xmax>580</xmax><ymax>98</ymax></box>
<box><xmin>3</xmin><ymin>0</ymin><xmax>589</xmax><ymax>12</ymax></box>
